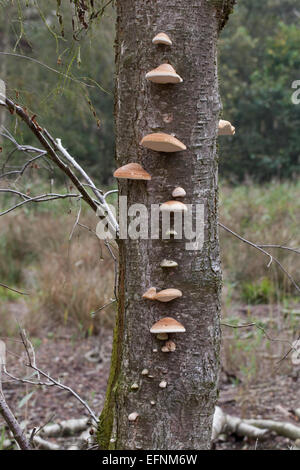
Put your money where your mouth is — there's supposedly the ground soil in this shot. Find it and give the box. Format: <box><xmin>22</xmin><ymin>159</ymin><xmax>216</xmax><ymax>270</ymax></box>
<box><xmin>1</xmin><ymin>303</ymin><xmax>299</xmax><ymax>450</ymax></box>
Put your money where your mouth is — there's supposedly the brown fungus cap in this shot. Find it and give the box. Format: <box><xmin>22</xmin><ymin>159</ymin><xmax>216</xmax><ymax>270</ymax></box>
<box><xmin>145</xmin><ymin>64</ymin><xmax>183</xmax><ymax>84</ymax></box>
<box><xmin>218</xmin><ymin>120</ymin><xmax>235</xmax><ymax>136</ymax></box>
<box><xmin>150</xmin><ymin>317</ymin><xmax>186</xmax><ymax>334</ymax></box>
<box><xmin>113</xmin><ymin>163</ymin><xmax>151</xmax><ymax>180</ymax></box>
<box><xmin>152</xmin><ymin>33</ymin><xmax>172</xmax><ymax>46</ymax></box>
<box><xmin>154</xmin><ymin>288</ymin><xmax>182</xmax><ymax>302</ymax></box>
<box><xmin>160</xmin><ymin>201</ymin><xmax>188</xmax><ymax>213</ymax></box>
<box><xmin>140</xmin><ymin>132</ymin><xmax>186</xmax><ymax>153</ymax></box>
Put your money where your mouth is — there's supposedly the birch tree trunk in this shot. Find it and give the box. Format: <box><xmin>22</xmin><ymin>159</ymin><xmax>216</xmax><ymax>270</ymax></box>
<box><xmin>98</xmin><ymin>0</ymin><xmax>235</xmax><ymax>450</ymax></box>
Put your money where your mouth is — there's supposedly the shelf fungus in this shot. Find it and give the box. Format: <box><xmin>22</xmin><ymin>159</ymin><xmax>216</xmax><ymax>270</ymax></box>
<box><xmin>159</xmin><ymin>380</ymin><xmax>168</xmax><ymax>389</ymax></box>
<box><xmin>145</xmin><ymin>64</ymin><xmax>183</xmax><ymax>84</ymax></box>
<box><xmin>152</xmin><ymin>32</ymin><xmax>172</xmax><ymax>46</ymax></box>
<box><xmin>218</xmin><ymin>120</ymin><xmax>235</xmax><ymax>136</ymax></box>
<box><xmin>155</xmin><ymin>288</ymin><xmax>182</xmax><ymax>302</ymax></box>
<box><xmin>161</xmin><ymin>340</ymin><xmax>176</xmax><ymax>353</ymax></box>
<box><xmin>128</xmin><ymin>412</ymin><xmax>139</xmax><ymax>422</ymax></box>
<box><xmin>160</xmin><ymin>201</ymin><xmax>188</xmax><ymax>213</ymax></box>
<box><xmin>160</xmin><ymin>259</ymin><xmax>178</xmax><ymax>268</ymax></box>
<box><xmin>113</xmin><ymin>163</ymin><xmax>151</xmax><ymax>180</ymax></box>
<box><xmin>142</xmin><ymin>287</ymin><xmax>157</xmax><ymax>300</ymax></box>
<box><xmin>140</xmin><ymin>132</ymin><xmax>186</xmax><ymax>153</ymax></box>
<box><xmin>150</xmin><ymin>317</ymin><xmax>186</xmax><ymax>334</ymax></box>
<box><xmin>172</xmin><ymin>187</ymin><xmax>186</xmax><ymax>198</ymax></box>
<box><xmin>143</xmin><ymin>288</ymin><xmax>182</xmax><ymax>302</ymax></box>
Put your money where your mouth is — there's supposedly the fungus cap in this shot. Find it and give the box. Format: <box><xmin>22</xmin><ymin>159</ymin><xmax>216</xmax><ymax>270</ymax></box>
<box><xmin>150</xmin><ymin>317</ymin><xmax>186</xmax><ymax>334</ymax></box>
<box><xmin>140</xmin><ymin>132</ymin><xmax>186</xmax><ymax>152</ymax></box>
<box><xmin>160</xmin><ymin>201</ymin><xmax>188</xmax><ymax>213</ymax></box>
<box><xmin>160</xmin><ymin>259</ymin><xmax>178</xmax><ymax>268</ymax></box>
<box><xmin>218</xmin><ymin>120</ymin><xmax>235</xmax><ymax>136</ymax></box>
<box><xmin>152</xmin><ymin>32</ymin><xmax>172</xmax><ymax>46</ymax></box>
<box><xmin>142</xmin><ymin>287</ymin><xmax>157</xmax><ymax>300</ymax></box>
<box><xmin>145</xmin><ymin>64</ymin><xmax>183</xmax><ymax>84</ymax></box>
<box><xmin>113</xmin><ymin>163</ymin><xmax>151</xmax><ymax>180</ymax></box>
<box><xmin>161</xmin><ymin>340</ymin><xmax>176</xmax><ymax>352</ymax></box>
<box><xmin>154</xmin><ymin>288</ymin><xmax>182</xmax><ymax>302</ymax></box>
<box><xmin>172</xmin><ymin>187</ymin><xmax>186</xmax><ymax>198</ymax></box>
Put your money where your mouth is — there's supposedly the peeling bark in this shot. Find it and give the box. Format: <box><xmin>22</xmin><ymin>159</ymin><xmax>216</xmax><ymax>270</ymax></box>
<box><xmin>98</xmin><ymin>0</ymin><xmax>235</xmax><ymax>450</ymax></box>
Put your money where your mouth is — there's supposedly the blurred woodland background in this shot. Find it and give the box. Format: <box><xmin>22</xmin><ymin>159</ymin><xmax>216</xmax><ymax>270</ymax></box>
<box><xmin>0</xmin><ymin>0</ymin><xmax>299</xmax><ymax>450</ymax></box>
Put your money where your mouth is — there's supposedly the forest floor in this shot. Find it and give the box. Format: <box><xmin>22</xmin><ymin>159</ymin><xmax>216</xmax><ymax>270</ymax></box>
<box><xmin>1</xmin><ymin>302</ymin><xmax>299</xmax><ymax>451</ymax></box>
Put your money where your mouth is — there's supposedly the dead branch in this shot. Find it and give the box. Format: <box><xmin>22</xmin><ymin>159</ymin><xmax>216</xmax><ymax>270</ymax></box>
<box><xmin>219</xmin><ymin>222</ymin><xmax>300</xmax><ymax>293</ymax></box>
<box><xmin>244</xmin><ymin>419</ymin><xmax>300</xmax><ymax>440</ymax></box>
<box><xmin>0</xmin><ymin>282</ymin><xmax>29</xmax><ymax>296</ymax></box>
<box><xmin>1</xmin><ymin>97</ymin><xmax>99</xmax><ymax>213</ymax></box>
<box><xmin>0</xmin><ymin>340</ymin><xmax>32</xmax><ymax>450</ymax></box>
<box><xmin>39</xmin><ymin>417</ymin><xmax>89</xmax><ymax>438</ymax></box>
<box><xmin>212</xmin><ymin>407</ymin><xmax>300</xmax><ymax>442</ymax></box>
<box><xmin>3</xmin><ymin>330</ymin><xmax>98</xmax><ymax>425</ymax></box>
<box><xmin>0</xmin><ymin>189</ymin><xmax>81</xmax><ymax>216</ymax></box>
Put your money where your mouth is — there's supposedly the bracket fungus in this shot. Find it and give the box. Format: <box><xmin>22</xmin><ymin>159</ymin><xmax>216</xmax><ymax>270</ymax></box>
<box><xmin>128</xmin><ymin>412</ymin><xmax>139</xmax><ymax>422</ymax></box>
<box><xmin>218</xmin><ymin>120</ymin><xmax>235</xmax><ymax>136</ymax></box>
<box><xmin>160</xmin><ymin>259</ymin><xmax>178</xmax><ymax>268</ymax></box>
<box><xmin>140</xmin><ymin>132</ymin><xmax>186</xmax><ymax>153</ymax></box>
<box><xmin>150</xmin><ymin>317</ymin><xmax>186</xmax><ymax>334</ymax></box>
<box><xmin>154</xmin><ymin>288</ymin><xmax>183</xmax><ymax>302</ymax></box>
<box><xmin>172</xmin><ymin>187</ymin><xmax>186</xmax><ymax>198</ymax></box>
<box><xmin>143</xmin><ymin>288</ymin><xmax>182</xmax><ymax>302</ymax></box>
<box><xmin>145</xmin><ymin>64</ymin><xmax>183</xmax><ymax>84</ymax></box>
<box><xmin>142</xmin><ymin>287</ymin><xmax>157</xmax><ymax>300</ymax></box>
<box><xmin>113</xmin><ymin>163</ymin><xmax>151</xmax><ymax>180</ymax></box>
<box><xmin>152</xmin><ymin>32</ymin><xmax>172</xmax><ymax>46</ymax></box>
<box><xmin>161</xmin><ymin>340</ymin><xmax>176</xmax><ymax>353</ymax></box>
<box><xmin>159</xmin><ymin>380</ymin><xmax>168</xmax><ymax>389</ymax></box>
<box><xmin>160</xmin><ymin>200</ymin><xmax>188</xmax><ymax>213</ymax></box>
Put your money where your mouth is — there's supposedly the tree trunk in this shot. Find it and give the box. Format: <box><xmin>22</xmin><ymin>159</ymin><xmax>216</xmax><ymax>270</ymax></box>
<box><xmin>98</xmin><ymin>0</ymin><xmax>235</xmax><ymax>450</ymax></box>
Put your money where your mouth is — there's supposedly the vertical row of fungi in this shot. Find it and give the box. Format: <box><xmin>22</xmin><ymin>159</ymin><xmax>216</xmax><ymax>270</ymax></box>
<box><xmin>113</xmin><ymin>32</ymin><xmax>235</xmax><ymax>361</ymax></box>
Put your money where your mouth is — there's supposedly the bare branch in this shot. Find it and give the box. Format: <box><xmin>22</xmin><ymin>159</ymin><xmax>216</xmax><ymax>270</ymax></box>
<box><xmin>54</xmin><ymin>138</ymin><xmax>118</xmax><ymax>234</ymax></box>
<box><xmin>0</xmin><ymin>392</ymin><xmax>32</xmax><ymax>450</ymax></box>
<box><xmin>219</xmin><ymin>222</ymin><xmax>300</xmax><ymax>293</ymax></box>
<box><xmin>1</xmin><ymin>96</ymin><xmax>100</xmax><ymax>213</ymax></box>
<box><xmin>69</xmin><ymin>199</ymin><xmax>82</xmax><ymax>241</ymax></box>
<box><xmin>257</xmin><ymin>244</ymin><xmax>300</xmax><ymax>255</ymax></box>
<box><xmin>4</xmin><ymin>330</ymin><xmax>98</xmax><ymax>424</ymax></box>
<box><xmin>0</xmin><ymin>283</ymin><xmax>29</xmax><ymax>296</ymax></box>
<box><xmin>0</xmin><ymin>189</ymin><xmax>81</xmax><ymax>216</ymax></box>
<box><xmin>0</xmin><ymin>52</ymin><xmax>96</xmax><ymax>89</ymax></box>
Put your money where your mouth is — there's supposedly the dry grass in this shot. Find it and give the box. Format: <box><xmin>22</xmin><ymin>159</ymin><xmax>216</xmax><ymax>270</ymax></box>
<box><xmin>0</xmin><ymin>181</ymin><xmax>298</xmax><ymax>340</ymax></box>
<box><xmin>220</xmin><ymin>181</ymin><xmax>300</xmax><ymax>304</ymax></box>
<box><xmin>0</xmin><ymin>210</ymin><xmax>116</xmax><ymax>335</ymax></box>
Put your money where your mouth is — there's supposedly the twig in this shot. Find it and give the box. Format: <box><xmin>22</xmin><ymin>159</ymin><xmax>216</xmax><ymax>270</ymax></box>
<box><xmin>219</xmin><ymin>222</ymin><xmax>300</xmax><ymax>293</ymax></box>
<box><xmin>4</xmin><ymin>330</ymin><xmax>98</xmax><ymax>425</ymax></box>
<box><xmin>0</xmin><ymin>52</ymin><xmax>95</xmax><ymax>89</ymax></box>
<box><xmin>69</xmin><ymin>199</ymin><xmax>82</xmax><ymax>241</ymax></box>
<box><xmin>1</xmin><ymin>96</ymin><xmax>99</xmax><ymax>213</ymax></box>
<box><xmin>257</xmin><ymin>244</ymin><xmax>300</xmax><ymax>255</ymax></box>
<box><xmin>54</xmin><ymin>138</ymin><xmax>118</xmax><ymax>235</ymax></box>
<box><xmin>90</xmin><ymin>299</ymin><xmax>116</xmax><ymax>318</ymax></box>
<box><xmin>0</xmin><ymin>392</ymin><xmax>32</xmax><ymax>450</ymax></box>
<box><xmin>0</xmin><ymin>190</ymin><xmax>81</xmax><ymax>216</ymax></box>
<box><xmin>0</xmin><ymin>283</ymin><xmax>29</xmax><ymax>296</ymax></box>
